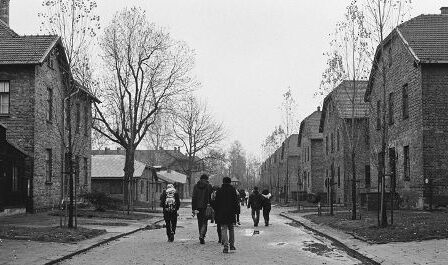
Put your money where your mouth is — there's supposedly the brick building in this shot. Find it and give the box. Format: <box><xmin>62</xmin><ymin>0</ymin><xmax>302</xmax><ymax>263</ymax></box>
<box><xmin>319</xmin><ymin>80</ymin><xmax>370</xmax><ymax>206</ymax></box>
<box><xmin>259</xmin><ymin>134</ymin><xmax>300</xmax><ymax>201</ymax></box>
<box><xmin>365</xmin><ymin>9</ymin><xmax>448</xmax><ymax>208</ymax></box>
<box><xmin>298</xmin><ymin>108</ymin><xmax>325</xmax><ymax>200</ymax></box>
<box><xmin>0</xmin><ymin>1</ymin><xmax>97</xmax><ymax>213</ymax></box>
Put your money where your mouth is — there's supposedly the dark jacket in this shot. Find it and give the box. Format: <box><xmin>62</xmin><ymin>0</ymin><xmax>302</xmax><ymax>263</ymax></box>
<box><xmin>192</xmin><ymin>179</ymin><xmax>213</xmax><ymax>210</ymax></box>
<box><xmin>248</xmin><ymin>190</ymin><xmax>263</xmax><ymax>210</ymax></box>
<box><xmin>159</xmin><ymin>190</ymin><xmax>181</xmax><ymax>212</ymax></box>
<box><xmin>261</xmin><ymin>193</ymin><xmax>272</xmax><ymax>210</ymax></box>
<box><xmin>215</xmin><ymin>183</ymin><xmax>239</xmax><ymax>225</ymax></box>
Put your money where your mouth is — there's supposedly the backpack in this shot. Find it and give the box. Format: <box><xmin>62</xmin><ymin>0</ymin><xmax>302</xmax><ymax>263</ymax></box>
<box><xmin>164</xmin><ymin>192</ymin><xmax>176</xmax><ymax>212</ymax></box>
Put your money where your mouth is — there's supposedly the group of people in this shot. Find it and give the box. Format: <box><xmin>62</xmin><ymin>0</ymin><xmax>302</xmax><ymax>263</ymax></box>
<box><xmin>159</xmin><ymin>173</ymin><xmax>273</xmax><ymax>253</ymax></box>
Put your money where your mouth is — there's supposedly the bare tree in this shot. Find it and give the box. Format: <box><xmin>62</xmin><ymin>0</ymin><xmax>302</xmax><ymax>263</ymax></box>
<box><xmin>362</xmin><ymin>0</ymin><xmax>412</xmax><ymax>227</ymax></box>
<box><xmin>171</xmin><ymin>95</ymin><xmax>225</xmax><ymax>195</ymax></box>
<box><xmin>319</xmin><ymin>0</ymin><xmax>371</xmax><ymax>220</ymax></box>
<box><xmin>144</xmin><ymin>111</ymin><xmax>173</xmax><ymax>150</ymax></box>
<box><xmin>228</xmin><ymin>141</ymin><xmax>247</xmax><ymax>185</ymax></box>
<box><xmin>281</xmin><ymin>89</ymin><xmax>297</xmax><ymax>203</ymax></box>
<box><xmin>93</xmin><ymin>8</ymin><xmax>196</xmax><ymax>212</ymax></box>
<box><xmin>39</xmin><ymin>0</ymin><xmax>100</xmax><ymax>228</ymax></box>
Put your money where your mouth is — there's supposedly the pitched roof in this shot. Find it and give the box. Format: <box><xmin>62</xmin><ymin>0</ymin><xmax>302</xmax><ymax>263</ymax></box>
<box><xmin>92</xmin><ymin>149</ymin><xmax>188</xmax><ymax>169</ymax></box>
<box><xmin>319</xmin><ymin>80</ymin><xmax>368</xmax><ymax>132</ymax></box>
<box><xmin>0</xmin><ymin>21</ymin><xmax>60</xmax><ymax>65</ymax></box>
<box><xmin>398</xmin><ymin>14</ymin><xmax>448</xmax><ymax>63</ymax></box>
<box><xmin>298</xmin><ymin>110</ymin><xmax>323</xmax><ymax>146</ymax></box>
<box><xmin>157</xmin><ymin>170</ymin><xmax>187</xmax><ymax>184</ymax></box>
<box><xmin>91</xmin><ymin>155</ymin><xmax>146</xmax><ymax>179</ymax></box>
<box><xmin>366</xmin><ymin>14</ymin><xmax>448</xmax><ymax>100</ymax></box>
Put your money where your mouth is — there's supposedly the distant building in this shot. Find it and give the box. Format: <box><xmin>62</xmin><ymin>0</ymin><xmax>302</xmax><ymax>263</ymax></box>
<box><xmin>91</xmin><ymin>155</ymin><xmax>146</xmax><ymax>201</ymax></box>
<box><xmin>0</xmin><ymin>1</ymin><xmax>97</xmax><ymax>213</ymax></box>
<box><xmin>298</xmin><ymin>108</ymin><xmax>325</xmax><ymax>200</ymax></box>
<box><xmin>365</xmin><ymin>9</ymin><xmax>448</xmax><ymax>208</ymax></box>
<box><xmin>319</xmin><ymin>80</ymin><xmax>370</xmax><ymax>206</ymax></box>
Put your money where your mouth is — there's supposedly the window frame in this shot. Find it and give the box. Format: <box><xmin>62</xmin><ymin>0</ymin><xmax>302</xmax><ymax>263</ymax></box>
<box><xmin>46</xmin><ymin>87</ymin><xmax>53</xmax><ymax>122</ymax></box>
<box><xmin>0</xmin><ymin>81</ymin><xmax>10</xmax><ymax>115</ymax></box>
<box><xmin>45</xmin><ymin>149</ymin><xmax>53</xmax><ymax>183</ymax></box>
<box><xmin>404</xmin><ymin>145</ymin><xmax>410</xmax><ymax>181</ymax></box>
<box><xmin>402</xmin><ymin>84</ymin><xmax>409</xmax><ymax>120</ymax></box>
<box><xmin>388</xmin><ymin>92</ymin><xmax>394</xmax><ymax>125</ymax></box>
<box><xmin>376</xmin><ymin>100</ymin><xmax>381</xmax><ymax>130</ymax></box>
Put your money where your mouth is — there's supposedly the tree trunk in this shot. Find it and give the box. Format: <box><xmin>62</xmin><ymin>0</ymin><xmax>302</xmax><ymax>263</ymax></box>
<box><xmin>351</xmin><ymin>151</ymin><xmax>357</xmax><ymax>220</ymax></box>
<box><xmin>124</xmin><ymin>147</ymin><xmax>135</xmax><ymax>215</ymax></box>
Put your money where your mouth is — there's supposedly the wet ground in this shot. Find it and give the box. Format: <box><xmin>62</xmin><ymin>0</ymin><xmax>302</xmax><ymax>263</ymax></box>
<box><xmin>60</xmin><ymin>207</ymin><xmax>365</xmax><ymax>265</ymax></box>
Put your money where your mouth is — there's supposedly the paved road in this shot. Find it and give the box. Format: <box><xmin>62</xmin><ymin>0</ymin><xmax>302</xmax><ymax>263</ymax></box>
<box><xmin>60</xmin><ymin>207</ymin><xmax>363</xmax><ymax>265</ymax></box>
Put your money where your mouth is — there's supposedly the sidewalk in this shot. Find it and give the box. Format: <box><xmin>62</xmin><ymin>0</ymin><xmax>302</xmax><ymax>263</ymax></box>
<box><xmin>0</xmin><ymin>212</ymin><xmax>163</xmax><ymax>265</ymax></box>
<box><xmin>280</xmin><ymin>209</ymin><xmax>448</xmax><ymax>265</ymax></box>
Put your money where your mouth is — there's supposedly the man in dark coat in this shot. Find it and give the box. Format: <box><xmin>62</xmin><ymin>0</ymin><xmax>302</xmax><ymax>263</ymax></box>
<box><xmin>160</xmin><ymin>184</ymin><xmax>181</xmax><ymax>242</ymax></box>
<box><xmin>215</xmin><ymin>176</ymin><xmax>239</xmax><ymax>253</ymax></box>
<box><xmin>192</xmin><ymin>173</ymin><xmax>213</xmax><ymax>244</ymax></box>
<box><xmin>247</xmin><ymin>186</ymin><xmax>263</xmax><ymax>227</ymax></box>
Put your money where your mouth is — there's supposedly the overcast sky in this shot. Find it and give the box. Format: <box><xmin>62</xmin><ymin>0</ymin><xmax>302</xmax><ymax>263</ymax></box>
<box><xmin>9</xmin><ymin>0</ymin><xmax>447</xmax><ymax>157</ymax></box>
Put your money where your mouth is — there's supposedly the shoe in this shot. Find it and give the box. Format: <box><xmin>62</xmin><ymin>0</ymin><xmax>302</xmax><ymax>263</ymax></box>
<box><xmin>254</xmin><ymin>224</ymin><xmax>258</xmax><ymax>227</ymax></box>
<box><xmin>199</xmin><ymin>237</ymin><xmax>205</xmax><ymax>244</ymax></box>
<box><xmin>218</xmin><ymin>239</ymin><xmax>221</xmax><ymax>243</ymax></box>
<box><xmin>237</xmin><ymin>222</ymin><xmax>241</xmax><ymax>225</ymax></box>
<box><xmin>230</xmin><ymin>246</ymin><xmax>236</xmax><ymax>251</ymax></box>
<box><xmin>265</xmin><ymin>223</ymin><xmax>269</xmax><ymax>226</ymax></box>
<box><xmin>223</xmin><ymin>247</ymin><xmax>229</xmax><ymax>253</ymax></box>
<box><xmin>171</xmin><ymin>234</ymin><xmax>175</xmax><ymax>242</ymax></box>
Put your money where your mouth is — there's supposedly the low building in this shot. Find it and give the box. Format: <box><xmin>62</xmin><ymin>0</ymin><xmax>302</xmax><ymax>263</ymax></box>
<box><xmin>298</xmin><ymin>107</ymin><xmax>325</xmax><ymax>201</ymax></box>
<box><xmin>365</xmin><ymin>8</ymin><xmax>448</xmax><ymax>208</ymax></box>
<box><xmin>91</xmin><ymin>155</ymin><xmax>146</xmax><ymax>201</ymax></box>
<box><xmin>319</xmin><ymin>80</ymin><xmax>370</xmax><ymax>206</ymax></box>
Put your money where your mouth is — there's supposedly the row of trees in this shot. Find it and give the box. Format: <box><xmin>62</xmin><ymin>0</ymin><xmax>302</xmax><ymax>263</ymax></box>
<box><xmin>38</xmin><ymin>1</ymin><xmax>226</xmax><ymax>221</ymax></box>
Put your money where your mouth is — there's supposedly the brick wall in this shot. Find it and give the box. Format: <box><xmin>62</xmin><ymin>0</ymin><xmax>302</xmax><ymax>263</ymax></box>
<box><xmin>367</xmin><ymin>34</ymin><xmax>424</xmax><ymax>208</ymax></box>
<box><xmin>421</xmin><ymin>64</ymin><xmax>448</xmax><ymax>205</ymax></box>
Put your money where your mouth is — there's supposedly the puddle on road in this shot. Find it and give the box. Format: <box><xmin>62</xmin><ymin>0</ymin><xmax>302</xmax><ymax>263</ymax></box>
<box><xmin>302</xmin><ymin>241</ymin><xmax>334</xmax><ymax>256</ymax></box>
<box><xmin>243</xmin><ymin>229</ymin><xmax>264</xmax><ymax>236</ymax></box>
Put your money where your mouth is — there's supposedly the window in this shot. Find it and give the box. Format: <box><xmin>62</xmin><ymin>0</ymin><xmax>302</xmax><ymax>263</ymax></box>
<box><xmin>76</xmin><ymin>103</ymin><xmax>81</xmax><ymax>133</ymax></box>
<box><xmin>83</xmin><ymin>157</ymin><xmax>88</xmax><ymax>185</ymax></box>
<box><xmin>331</xmin><ymin>133</ymin><xmax>334</xmax><ymax>153</ymax></box>
<box><xmin>46</xmin><ymin>87</ymin><xmax>53</xmax><ymax>122</ymax></box>
<box><xmin>388</xmin><ymin>92</ymin><xmax>394</xmax><ymax>125</ymax></box>
<box><xmin>337</xmin><ymin>130</ymin><xmax>340</xmax><ymax>151</ymax></box>
<box><xmin>12</xmin><ymin>164</ymin><xmax>19</xmax><ymax>192</ymax></box>
<box><xmin>337</xmin><ymin>166</ymin><xmax>340</xmax><ymax>188</ymax></box>
<box><xmin>404</xmin><ymin>145</ymin><xmax>410</xmax><ymax>181</ymax></box>
<box><xmin>84</xmin><ymin>104</ymin><xmax>89</xmax><ymax>136</ymax></box>
<box><xmin>325</xmin><ymin>136</ymin><xmax>329</xmax><ymax>155</ymax></box>
<box><xmin>45</xmin><ymin>149</ymin><xmax>52</xmax><ymax>183</ymax></box>
<box><xmin>0</xmin><ymin>81</ymin><xmax>10</xmax><ymax>114</ymax></box>
<box><xmin>402</xmin><ymin>84</ymin><xmax>409</xmax><ymax>119</ymax></box>
<box><xmin>308</xmin><ymin>172</ymin><xmax>310</xmax><ymax>188</ymax></box>
<box><xmin>365</xmin><ymin>165</ymin><xmax>371</xmax><ymax>188</ymax></box>
<box><xmin>141</xmin><ymin>180</ymin><xmax>144</xmax><ymax>194</ymax></box>
<box><xmin>376</xmin><ymin>100</ymin><xmax>381</xmax><ymax>130</ymax></box>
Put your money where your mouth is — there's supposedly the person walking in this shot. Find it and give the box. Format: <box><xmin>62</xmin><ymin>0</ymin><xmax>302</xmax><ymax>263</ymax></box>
<box><xmin>210</xmin><ymin>185</ymin><xmax>222</xmax><ymax>244</ymax></box>
<box><xmin>261</xmin><ymin>189</ymin><xmax>272</xmax><ymax>226</ymax></box>
<box><xmin>215</xmin><ymin>177</ymin><xmax>239</xmax><ymax>253</ymax></box>
<box><xmin>192</xmin><ymin>174</ymin><xmax>213</xmax><ymax>244</ymax></box>
<box><xmin>160</xmin><ymin>184</ymin><xmax>181</xmax><ymax>242</ymax></box>
<box><xmin>239</xmin><ymin>189</ymin><xmax>246</xmax><ymax>206</ymax></box>
<box><xmin>247</xmin><ymin>186</ymin><xmax>263</xmax><ymax>227</ymax></box>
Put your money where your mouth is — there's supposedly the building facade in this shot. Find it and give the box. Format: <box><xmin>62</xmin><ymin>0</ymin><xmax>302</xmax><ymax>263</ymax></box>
<box><xmin>0</xmin><ymin>1</ymin><xmax>96</xmax><ymax>212</ymax></box>
<box><xmin>298</xmin><ymin>108</ymin><xmax>325</xmax><ymax>200</ymax></box>
<box><xmin>365</xmin><ymin>10</ymin><xmax>448</xmax><ymax>208</ymax></box>
<box><xmin>320</xmin><ymin>80</ymin><xmax>370</xmax><ymax>206</ymax></box>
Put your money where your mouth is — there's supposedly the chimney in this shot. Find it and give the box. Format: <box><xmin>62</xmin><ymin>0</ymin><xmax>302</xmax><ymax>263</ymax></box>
<box><xmin>441</xmin><ymin>7</ymin><xmax>448</xmax><ymax>15</ymax></box>
<box><xmin>0</xmin><ymin>0</ymin><xmax>9</xmax><ymax>25</ymax></box>
<box><xmin>317</xmin><ymin>106</ymin><xmax>321</xmax><ymax>112</ymax></box>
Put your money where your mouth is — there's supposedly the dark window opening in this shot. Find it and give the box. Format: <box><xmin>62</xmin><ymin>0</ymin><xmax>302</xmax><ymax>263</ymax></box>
<box><xmin>404</xmin><ymin>145</ymin><xmax>410</xmax><ymax>181</ymax></box>
<box><xmin>402</xmin><ymin>84</ymin><xmax>409</xmax><ymax>120</ymax></box>
<box><xmin>0</xmin><ymin>81</ymin><xmax>10</xmax><ymax>114</ymax></box>
<box><xmin>388</xmin><ymin>92</ymin><xmax>394</xmax><ymax>125</ymax></box>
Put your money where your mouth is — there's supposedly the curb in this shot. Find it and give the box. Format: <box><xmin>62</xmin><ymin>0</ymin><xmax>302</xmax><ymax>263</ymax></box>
<box><xmin>44</xmin><ymin>218</ymin><xmax>164</xmax><ymax>265</ymax></box>
<box><xmin>279</xmin><ymin>213</ymin><xmax>380</xmax><ymax>265</ymax></box>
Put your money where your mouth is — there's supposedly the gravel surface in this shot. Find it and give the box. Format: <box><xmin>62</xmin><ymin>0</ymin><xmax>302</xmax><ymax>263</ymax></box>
<box><xmin>60</xmin><ymin>207</ymin><xmax>363</xmax><ymax>265</ymax></box>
